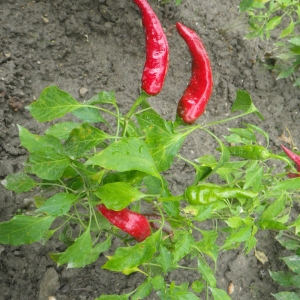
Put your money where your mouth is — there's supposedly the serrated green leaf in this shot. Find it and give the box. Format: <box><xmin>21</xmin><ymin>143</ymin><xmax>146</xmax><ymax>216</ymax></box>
<box><xmin>151</xmin><ymin>276</ymin><xmax>165</xmax><ymax>291</ymax></box>
<box><xmin>272</xmin><ymin>292</ymin><xmax>300</xmax><ymax>300</ymax></box>
<box><xmin>196</xmin><ymin>230</ymin><xmax>219</xmax><ymax>263</ymax></box>
<box><xmin>136</xmin><ymin>110</ymin><xmax>186</xmax><ymax>172</ymax></box>
<box><xmin>103</xmin><ymin>230</ymin><xmax>159</xmax><ymax>272</ymax></box>
<box><xmin>2</xmin><ymin>172</ymin><xmax>37</xmax><ymax>193</ymax></box>
<box><xmin>36</xmin><ymin>193</ymin><xmax>78</xmax><ymax>216</ymax></box>
<box><xmin>209</xmin><ymin>287</ymin><xmax>232</xmax><ymax>300</ymax></box>
<box><xmin>29</xmin><ymin>149</ymin><xmax>70</xmax><ymax>180</ymax></box>
<box><xmin>84</xmin><ymin>237</ymin><xmax>112</xmax><ymax>266</ymax></box>
<box><xmin>0</xmin><ymin>215</ymin><xmax>55</xmax><ymax>245</ymax></box>
<box><xmin>86</xmin><ymin>137</ymin><xmax>161</xmax><ymax>180</ymax></box>
<box><xmin>63</xmin><ymin>123</ymin><xmax>110</xmax><ymax>157</ymax></box>
<box><xmin>18</xmin><ymin>125</ymin><xmax>63</xmax><ymax>154</ymax></box>
<box><xmin>45</xmin><ymin>122</ymin><xmax>81</xmax><ymax>140</ymax></box>
<box><xmin>26</xmin><ymin>86</ymin><xmax>82</xmax><ymax>122</ymax></box>
<box><xmin>198</xmin><ymin>259</ymin><xmax>216</xmax><ymax>287</ymax></box>
<box><xmin>58</xmin><ymin>230</ymin><xmax>93</xmax><ymax>268</ymax></box>
<box><xmin>94</xmin><ymin>182</ymin><xmax>146</xmax><ymax>210</ymax></box>
<box><xmin>258</xmin><ymin>219</ymin><xmax>287</xmax><ymax>230</ymax></box>
<box><xmin>280</xmin><ymin>20</ymin><xmax>294</xmax><ymax>38</ymax></box>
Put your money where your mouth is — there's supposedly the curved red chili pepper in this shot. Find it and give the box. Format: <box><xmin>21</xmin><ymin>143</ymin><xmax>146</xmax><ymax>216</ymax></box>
<box><xmin>176</xmin><ymin>22</ymin><xmax>213</xmax><ymax>124</ymax></box>
<box><xmin>97</xmin><ymin>204</ymin><xmax>151</xmax><ymax>242</ymax></box>
<box><xmin>281</xmin><ymin>144</ymin><xmax>300</xmax><ymax>178</ymax></box>
<box><xmin>133</xmin><ymin>0</ymin><xmax>169</xmax><ymax>96</ymax></box>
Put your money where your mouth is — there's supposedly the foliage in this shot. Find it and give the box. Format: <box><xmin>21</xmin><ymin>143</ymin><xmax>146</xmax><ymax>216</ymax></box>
<box><xmin>239</xmin><ymin>0</ymin><xmax>300</xmax><ymax>86</ymax></box>
<box><xmin>0</xmin><ymin>85</ymin><xmax>300</xmax><ymax>299</ymax></box>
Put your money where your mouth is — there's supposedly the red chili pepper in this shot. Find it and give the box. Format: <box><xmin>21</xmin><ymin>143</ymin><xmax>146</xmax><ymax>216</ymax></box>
<box><xmin>281</xmin><ymin>144</ymin><xmax>300</xmax><ymax>178</ymax></box>
<box><xmin>133</xmin><ymin>0</ymin><xmax>169</xmax><ymax>96</ymax></box>
<box><xmin>97</xmin><ymin>204</ymin><xmax>151</xmax><ymax>242</ymax></box>
<box><xmin>176</xmin><ymin>22</ymin><xmax>213</xmax><ymax>124</ymax></box>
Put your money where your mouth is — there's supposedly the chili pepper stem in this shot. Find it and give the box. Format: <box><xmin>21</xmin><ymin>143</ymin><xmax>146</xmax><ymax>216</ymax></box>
<box><xmin>269</xmin><ymin>153</ymin><xmax>294</xmax><ymax>167</ymax></box>
<box><xmin>123</xmin><ymin>91</ymin><xmax>149</xmax><ymax>136</ymax></box>
<box><xmin>158</xmin><ymin>194</ymin><xmax>184</xmax><ymax>202</ymax></box>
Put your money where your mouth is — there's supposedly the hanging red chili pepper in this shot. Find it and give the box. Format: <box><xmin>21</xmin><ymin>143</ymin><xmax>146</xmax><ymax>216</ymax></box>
<box><xmin>133</xmin><ymin>0</ymin><xmax>169</xmax><ymax>96</ymax></box>
<box><xmin>281</xmin><ymin>144</ymin><xmax>300</xmax><ymax>178</ymax></box>
<box><xmin>176</xmin><ymin>22</ymin><xmax>213</xmax><ymax>124</ymax></box>
<box><xmin>97</xmin><ymin>204</ymin><xmax>151</xmax><ymax>242</ymax></box>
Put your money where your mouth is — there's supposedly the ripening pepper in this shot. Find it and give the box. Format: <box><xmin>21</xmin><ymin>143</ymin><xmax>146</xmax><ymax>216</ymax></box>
<box><xmin>281</xmin><ymin>144</ymin><xmax>300</xmax><ymax>178</ymax></box>
<box><xmin>97</xmin><ymin>204</ymin><xmax>151</xmax><ymax>242</ymax></box>
<box><xmin>184</xmin><ymin>183</ymin><xmax>258</xmax><ymax>206</ymax></box>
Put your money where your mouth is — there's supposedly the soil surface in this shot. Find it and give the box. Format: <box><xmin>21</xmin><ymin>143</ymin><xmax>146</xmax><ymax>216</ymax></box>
<box><xmin>0</xmin><ymin>0</ymin><xmax>299</xmax><ymax>299</ymax></box>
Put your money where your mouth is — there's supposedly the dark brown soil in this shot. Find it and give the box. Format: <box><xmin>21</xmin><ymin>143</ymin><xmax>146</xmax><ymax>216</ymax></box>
<box><xmin>0</xmin><ymin>0</ymin><xmax>299</xmax><ymax>299</ymax></box>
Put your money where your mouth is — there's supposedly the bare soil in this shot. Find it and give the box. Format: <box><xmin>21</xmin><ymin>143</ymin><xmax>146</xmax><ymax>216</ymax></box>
<box><xmin>0</xmin><ymin>0</ymin><xmax>299</xmax><ymax>299</ymax></box>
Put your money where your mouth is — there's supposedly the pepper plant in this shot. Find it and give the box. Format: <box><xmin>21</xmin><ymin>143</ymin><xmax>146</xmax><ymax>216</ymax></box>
<box><xmin>1</xmin><ymin>0</ymin><xmax>300</xmax><ymax>299</ymax></box>
<box><xmin>239</xmin><ymin>0</ymin><xmax>300</xmax><ymax>86</ymax></box>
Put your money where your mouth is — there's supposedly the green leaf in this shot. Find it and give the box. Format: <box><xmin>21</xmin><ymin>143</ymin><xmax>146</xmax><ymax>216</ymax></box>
<box><xmin>222</xmin><ymin>226</ymin><xmax>252</xmax><ymax>249</ymax></box>
<box><xmin>239</xmin><ymin>0</ymin><xmax>254</xmax><ymax>12</ymax></box>
<box><xmin>173</xmin><ymin>231</ymin><xmax>193</xmax><ymax>263</ymax></box>
<box><xmin>282</xmin><ymin>256</ymin><xmax>300</xmax><ymax>275</ymax></box>
<box><xmin>94</xmin><ymin>182</ymin><xmax>146</xmax><ymax>210</ymax></box>
<box><xmin>266</xmin><ymin>16</ymin><xmax>282</xmax><ymax>30</ymax></box>
<box><xmin>196</xmin><ymin>230</ymin><xmax>219</xmax><ymax>263</ymax></box>
<box><xmin>63</xmin><ymin>123</ymin><xmax>110</xmax><ymax>157</ymax></box>
<box><xmin>26</xmin><ymin>86</ymin><xmax>82</xmax><ymax>122</ymax></box>
<box><xmin>86</xmin><ymin>137</ymin><xmax>161</xmax><ymax>180</ymax></box>
<box><xmin>58</xmin><ymin>230</ymin><xmax>93</xmax><ymax>268</ymax></box>
<box><xmin>45</xmin><ymin>122</ymin><xmax>81</xmax><ymax>140</ymax></box>
<box><xmin>151</xmin><ymin>276</ymin><xmax>165</xmax><ymax>291</ymax></box>
<box><xmin>279</xmin><ymin>20</ymin><xmax>294</xmax><ymax>38</ymax></box>
<box><xmin>272</xmin><ymin>292</ymin><xmax>300</xmax><ymax>300</ymax></box>
<box><xmin>277</xmin><ymin>66</ymin><xmax>295</xmax><ymax>79</ymax></box>
<box><xmin>209</xmin><ymin>287</ymin><xmax>232</xmax><ymax>300</ymax></box>
<box><xmin>261</xmin><ymin>194</ymin><xmax>285</xmax><ymax>220</ymax></box>
<box><xmin>244</xmin><ymin>123</ymin><xmax>269</xmax><ymax>147</ymax></box>
<box><xmin>103</xmin><ymin>230</ymin><xmax>159</xmax><ymax>272</ymax></box>
<box><xmin>198</xmin><ymin>259</ymin><xmax>216</xmax><ymax>287</ymax></box>
<box><xmin>131</xmin><ymin>279</ymin><xmax>152</xmax><ymax>300</ymax></box>
<box><xmin>269</xmin><ymin>271</ymin><xmax>293</xmax><ymax>287</ymax></box>
<box><xmin>290</xmin><ymin>275</ymin><xmax>300</xmax><ymax>286</ymax></box>
<box><xmin>289</xmin><ymin>37</ymin><xmax>300</xmax><ymax>46</ymax></box>
<box><xmin>2</xmin><ymin>172</ymin><xmax>37</xmax><ymax>193</ymax></box>
<box><xmin>84</xmin><ymin>237</ymin><xmax>112</xmax><ymax>266</ymax></box>
<box><xmin>258</xmin><ymin>219</ymin><xmax>287</xmax><ymax>230</ymax></box>
<box><xmin>231</xmin><ymin>90</ymin><xmax>264</xmax><ymax>120</ymax></box>
<box><xmin>155</xmin><ymin>244</ymin><xmax>174</xmax><ymax>274</ymax></box>
<box><xmin>229</xmin><ymin>128</ymin><xmax>256</xmax><ymax>142</ymax></box>
<box><xmin>18</xmin><ymin>125</ymin><xmax>63</xmax><ymax>153</ymax></box>
<box><xmin>72</xmin><ymin>106</ymin><xmax>106</xmax><ymax>123</ymax></box>
<box><xmin>29</xmin><ymin>149</ymin><xmax>70</xmax><ymax>180</ymax></box>
<box><xmin>244</xmin><ymin>165</ymin><xmax>263</xmax><ymax>190</ymax></box>
<box><xmin>0</xmin><ymin>215</ymin><xmax>55</xmax><ymax>245</ymax></box>
<box><xmin>95</xmin><ymin>294</ymin><xmax>130</xmax><ymax>300</ymax></box>
<box><xmin>273</xmin><ymin>178</ymin><xmax>300</xmax><ymax>191</ymax></box>
<box><xmin>136</xmin><ymin>110</ymin><xmax>186</xmax><ymax>172</ymax></box>
<box><xmin>88</xmin><ymin>91</ymin><xmax>116</xmax><ymax>105</ymax></box>
<box><xmin>191</xmin><ymin>280</ymin><xmax>204</xmax><ymax>293</ymax></box>
<box><xmin>36</xmin><ymin>193</ymin><xmax>78</xmax><ymax>216</ymax></box>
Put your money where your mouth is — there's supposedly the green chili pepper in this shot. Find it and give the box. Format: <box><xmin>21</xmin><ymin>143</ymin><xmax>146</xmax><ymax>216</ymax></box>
<box><xmin>184</xmin><ymin>183</ymin><xmax>258</xmax><ymax>206</ymax></box>
<box><xmin>227</xmin><ymin>145</ymin><xmax>270</xmax><ymax>160</ymax></box>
